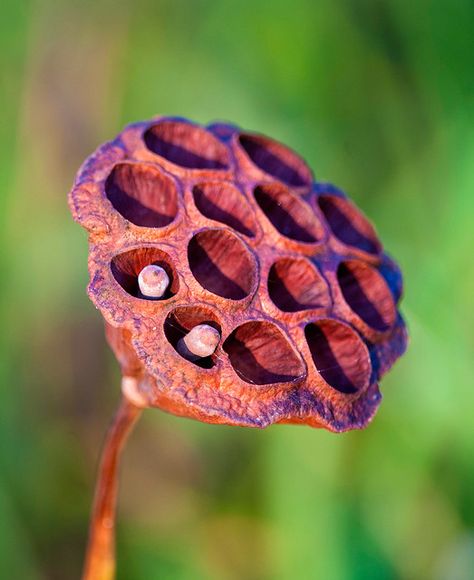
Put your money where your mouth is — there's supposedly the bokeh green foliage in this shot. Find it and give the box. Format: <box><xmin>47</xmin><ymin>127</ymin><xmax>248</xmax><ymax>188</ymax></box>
<box><xmin>1</xmin><ymin>0</ymin><xmax>473</xmax><ymax>578</ymax></box>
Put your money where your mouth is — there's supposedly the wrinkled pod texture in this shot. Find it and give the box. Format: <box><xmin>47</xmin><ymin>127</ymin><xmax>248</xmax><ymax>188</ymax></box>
<box><xmin>69</xmin><ymin>116</ymin><xmax>407</xmax><ymax>432</ymax></box>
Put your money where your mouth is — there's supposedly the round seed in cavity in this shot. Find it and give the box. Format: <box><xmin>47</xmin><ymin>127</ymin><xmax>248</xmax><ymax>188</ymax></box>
<box><xmin>177</xmin><ymin>324</ymin><xmax>221</xmax><ymax>361</ymax></box>
<box><xmin>138</xmin><ymin>265</ymin><xmax>170</xmax><ymax>298</ymax></box>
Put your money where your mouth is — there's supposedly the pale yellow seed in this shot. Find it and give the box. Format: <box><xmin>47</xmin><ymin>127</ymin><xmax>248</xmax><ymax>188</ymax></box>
<box><xmin>177</xmin><ymin>324</ymin><xmax>220</xmax><ymax>360</ymax></box>
<box><xmin>138</xmin><ymin>265</ymin><xmax>170</xmax><ymax>298</ymax></box>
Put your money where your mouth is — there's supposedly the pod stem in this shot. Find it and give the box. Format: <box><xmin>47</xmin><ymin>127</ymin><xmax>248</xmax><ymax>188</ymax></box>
<box><xmin>82</xmin><ymin>393</ymin><xmax>143</xmax><ymax>580</ymax></box>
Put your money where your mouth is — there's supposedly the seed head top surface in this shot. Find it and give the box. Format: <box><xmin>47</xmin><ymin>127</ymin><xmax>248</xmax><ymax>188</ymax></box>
<box><xmin>69</xmin><ymin>116</ymin><xmax>407</xmax><ymax>431</ymax></box>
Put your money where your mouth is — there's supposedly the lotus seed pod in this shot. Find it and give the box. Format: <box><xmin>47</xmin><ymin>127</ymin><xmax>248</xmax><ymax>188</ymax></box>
<box><xmin>69</xmin><ymin>116</ymin><xmax>408</xmax><ymax>432</ymax></box>
<box><xmin>138</xmin><ymin>264</ymin><xmax>170</xmax><ymax>298</ymax></box>
<box><xmin>177</xmin><ymin>324</ymin><xmax>221</xmax><ymax>361</ymax></box>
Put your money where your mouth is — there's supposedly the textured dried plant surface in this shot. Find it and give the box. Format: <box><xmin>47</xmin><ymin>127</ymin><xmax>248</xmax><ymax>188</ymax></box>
<box><xmin>69</xmin><ymin>116</ymin><xmax>407</xmax><ymax>432</ymax></box>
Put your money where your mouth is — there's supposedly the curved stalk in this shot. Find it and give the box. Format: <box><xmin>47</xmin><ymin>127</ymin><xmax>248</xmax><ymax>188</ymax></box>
<box><xmin>82</xmin><ymin>393</ymin><xmax>143</xmax><ymax>580</ymax></box>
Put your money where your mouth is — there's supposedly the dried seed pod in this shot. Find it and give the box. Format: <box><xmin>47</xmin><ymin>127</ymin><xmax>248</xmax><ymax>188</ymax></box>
<box><xmin>70</xmin><ymin>116</ymin><xmax>409</xmax><ymax>579</ymax></box>
<box><xmin>69</xmin><ymin>116</ymin><xmax>408</xmax><ymax>432</ymax></box>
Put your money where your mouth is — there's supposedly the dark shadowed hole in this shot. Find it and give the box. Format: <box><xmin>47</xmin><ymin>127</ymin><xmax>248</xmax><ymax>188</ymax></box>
<box><xmin>318</xmin><ymin>195</ymin><xmax>381</xmax><ymax>255</ymax></box>
<box><xmin>223</xmin><ymin>321</ymin><xmax>305</xmax><ymax>385</ymax></box>
<box><xmin>105</xmin><ymin>163</ymin><xmax>178</xmax><ymax>228</ymax></box>
<box><xmin>164</xmin><ymin>306</ymin><xmax>221</xmax><ymax>369</ymax></box>
<box><xmin>192</xmin><ymin>182</ymin><xmax>256</xmax><ymax>237</ymax></box>
<box><xmin>111</xmin><ymin>247</ymin><xmax>178</xmax><ymax>300</ymax></box>
<box><xmin>239</xmin><ymin>133</ymin><xmax>312</xmax><ymax>187</ymax></box>
<box><xmin>254</xmin><ymin>184</ymin><xmax>321</xmax><ymax>243</ymax></box>
<box><xmin>144</xmin><ymin>120</ymin><xmax>230</xmax><ymax>170</ymax></box>
<box><xmin>305</xmin><ymin>319</ymin><xmax>370</xmax><ymax>394</ymax></box>
<box><xmin>188</xmin><ymin>229</ymin><xmax>257</xmax><ymax>300</ymax></box>
<box><xmin>268</xmin><ymin>258</ymin><xmax>330</xmax><ymax>312</ymax></box>
<box><xmin>337</xmin><ymin>261</ymin><xmax>396</xmax><ymax>331</ymax></box>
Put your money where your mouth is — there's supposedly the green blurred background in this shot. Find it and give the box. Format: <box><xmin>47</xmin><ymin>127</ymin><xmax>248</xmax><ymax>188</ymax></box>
<box><xmin>1</xmin><ymin>0</ymin><xmax>473</xmax><ymax>578</ymax></box>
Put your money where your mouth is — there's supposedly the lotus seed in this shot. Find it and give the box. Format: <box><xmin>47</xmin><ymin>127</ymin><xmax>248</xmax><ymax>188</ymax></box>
<box><xmin>138</xmin><ymin>265</ymin><xmax>170</xmax><ymax>298</ymax></box>
<box><xmin>177</xmin><ymin>324</ymin><xmax>220</xmax><ymax>360</ymax></box>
